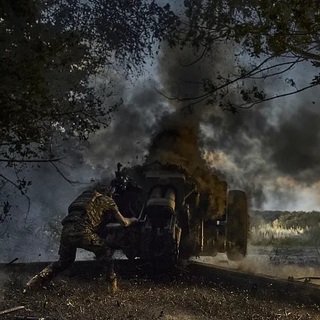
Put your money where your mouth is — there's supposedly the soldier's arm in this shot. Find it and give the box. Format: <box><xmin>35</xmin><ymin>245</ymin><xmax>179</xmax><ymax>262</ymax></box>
<box><xmin>100</xmin><ymin>196</ymin><xmax>137</xmax><ymax>227</ymax></box>
<box><xmin>114</xmin><ymin>211</ymin><xmax>137</xmax><ymax>227</ymax></box>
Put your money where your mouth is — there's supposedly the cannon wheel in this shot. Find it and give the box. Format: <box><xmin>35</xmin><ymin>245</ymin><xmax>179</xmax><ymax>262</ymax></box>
<box><xmin>226</xmin><ymin>190</ymin><xmax>248</xmax><ymax>261</ymax></box>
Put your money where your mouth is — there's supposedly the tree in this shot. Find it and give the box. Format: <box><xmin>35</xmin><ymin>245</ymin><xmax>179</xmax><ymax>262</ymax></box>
<box><xmin>165</xmin><ymin>0</ymin><xmax>320</xmax><ymax>112</ymax></box>
<box><xmin>0</xmin><ymin>0</ymin><xmax>179</xmax><ymax>221</ymax></box>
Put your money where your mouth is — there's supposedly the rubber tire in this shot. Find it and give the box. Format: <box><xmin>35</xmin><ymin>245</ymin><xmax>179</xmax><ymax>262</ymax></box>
<box><xmin>226</xmin><ymin>190</ymin><xmax>248</xmax><ymax>261</ymax></box>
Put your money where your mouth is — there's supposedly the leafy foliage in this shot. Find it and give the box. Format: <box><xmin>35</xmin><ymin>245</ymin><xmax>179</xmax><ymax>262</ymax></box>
<box><xmin>168</xmin><ymin>0</ymin><xmax>320</xmax><ymax>111</ymax></box>
<box><xmin>184</xmin><ymin>0</ymin><xmax>320</xmax><ymax>58</ymax></box>
<box><xmin>0</xmin><ymin>0</ymin><xmax>179</xmax><ymax>220</ymax></box>
<box><xmin>0</xmin><ymin>0</ymin><xmax>179</xmax><ymax>161</ymax></box>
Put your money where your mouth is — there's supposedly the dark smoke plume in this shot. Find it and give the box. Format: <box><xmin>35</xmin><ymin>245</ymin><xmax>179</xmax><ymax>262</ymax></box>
<box><xmin>154</xmin><ymin>39</ymin><xmax>320</xmax><ymax>210</ymax></box>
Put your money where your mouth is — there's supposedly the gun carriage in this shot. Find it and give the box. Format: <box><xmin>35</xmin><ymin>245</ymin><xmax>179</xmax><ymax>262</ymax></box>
<box><xmin>106</xmin><ymin>161</ymin><xmax>248</xmax><ymax>269</ymax></box>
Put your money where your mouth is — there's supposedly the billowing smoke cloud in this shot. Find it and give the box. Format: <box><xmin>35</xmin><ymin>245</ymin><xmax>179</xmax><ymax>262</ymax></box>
<box><xmin>154</xmin><ymin>43</ymin><xmax>267</xmax><ymax>207</ymax></box>
<box><xmin>155</xmin><ymin>39</ymin><xmax>320</xmax><ymax>211</ymax></box>
<box><xmin>267</xmin><ymin>106</ymin><xmax>320</xmax><ymax>182</ymax></box>
<box><xmin>200</xmin><ymin>87</ymin><xmax>320</xmax><ymax>210</ymax></box>
<box><xmin>83</xmin><ymin>84</ymin><xmax>170</xmax><ymax>168</ymax></box>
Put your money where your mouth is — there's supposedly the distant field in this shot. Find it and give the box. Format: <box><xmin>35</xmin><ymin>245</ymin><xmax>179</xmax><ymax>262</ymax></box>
<box><xmin>250</xmin><ymin>210</ymin><xmax>320</xmax><ymax>247</ymax></box>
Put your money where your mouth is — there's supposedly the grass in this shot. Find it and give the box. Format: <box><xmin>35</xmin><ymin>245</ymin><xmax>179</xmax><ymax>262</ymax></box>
<box><xmin>249</xmin><ymin>211</ymin><xmax>320</xmax><ymax>247</ymax></box>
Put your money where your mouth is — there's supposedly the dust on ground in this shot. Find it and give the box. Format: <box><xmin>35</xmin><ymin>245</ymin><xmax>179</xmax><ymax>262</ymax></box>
<box><xmin>0</xmin><ymin>268</ymin><xmax>319</xmax><ymax>320</ymax></box>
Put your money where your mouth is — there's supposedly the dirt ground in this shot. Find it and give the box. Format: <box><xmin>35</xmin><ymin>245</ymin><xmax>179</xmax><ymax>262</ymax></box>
<box><xmin>1</xmin><ymin>265</ymin><xmax>320</xmax><ymax>320</ymax></box>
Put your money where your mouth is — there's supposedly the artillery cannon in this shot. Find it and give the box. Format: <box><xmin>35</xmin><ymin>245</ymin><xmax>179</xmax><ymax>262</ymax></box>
<box><xmin>105</xmin><ymin>161</ymin><xmax>248</xmax><ymax>269</ymax></box>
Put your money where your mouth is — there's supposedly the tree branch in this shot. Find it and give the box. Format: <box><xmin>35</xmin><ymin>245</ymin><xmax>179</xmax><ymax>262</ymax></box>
<box><xmin>238</xmin><ymin>83</ymin><xmax>318</xmax><ymax>109</ymax></box>
<box><xmin>155</xmin><ymin>54</ymin><xmax>277</xmax><ymax>104</ymax></box>
<box><xmin>180</xmin><ymin>47</ymin><xmax>208</xmax><ymax>67</ymax></box>
<box><xmin>0</xmin><ymin>158</ymin><xmax>64</xmax><ymax>163</ymax></box>
<box><xmin>247</xmin><ymin>57</ymin><xmax>305</xmax><ymax>79</ymax></box>
<box><xmin>0</xmin><ymin>173</ymin><xmax>31</xmax><ymax>222</ymax></box>
<box><xmin>50</xmin><ymin>161</ymin><xmax>89</xmax><ymax>186</ymax></box>
<box><xmin>289</xmin><ymin>45</ymin><xmax>320</xmax><ymax>63</ymax></box>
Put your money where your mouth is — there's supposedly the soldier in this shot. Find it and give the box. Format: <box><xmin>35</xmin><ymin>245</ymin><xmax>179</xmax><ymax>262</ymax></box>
<box><xmin>26</xmin><ymin>185</ymin><xmax>137</xmax><ymax>293</ymax></box>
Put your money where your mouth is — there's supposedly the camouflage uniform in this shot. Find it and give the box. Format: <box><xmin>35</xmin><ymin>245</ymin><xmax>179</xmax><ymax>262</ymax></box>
<box><xmin>27</xmin><ymin>189</ymin><xmax>120</xmax><ymax>289</ymax></box>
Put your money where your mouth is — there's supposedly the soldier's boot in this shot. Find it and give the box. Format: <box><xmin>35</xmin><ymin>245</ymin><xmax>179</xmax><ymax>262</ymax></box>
<box><xmin>26</xmin><ymin>266</ymin><xmax>55</xmax><ymax>290</ymax></box>
<box><xmin>107</xmin><ymin>272</ymin><xmax>118</xmax><ymax>294</ymax></box>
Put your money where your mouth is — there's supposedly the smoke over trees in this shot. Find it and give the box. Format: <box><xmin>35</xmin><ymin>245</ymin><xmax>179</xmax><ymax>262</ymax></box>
<box><xmin>155</xmin><ymin>0</ymin><xmax>320</xmax><ymax>210</ymax></box>
<box><xmin>168</xmin><ymin>0</ymin><xmax>320</xmax><ymax>111</ymax></box>
<box><xmin>0</xmin><ymin>0</ymin><xmax>179</xmax><ymax>221</ymax></box>
<box><xmin>2</xmin><ymin>0</ymin><xmax>320</xmax><ymax>227</ymax></box>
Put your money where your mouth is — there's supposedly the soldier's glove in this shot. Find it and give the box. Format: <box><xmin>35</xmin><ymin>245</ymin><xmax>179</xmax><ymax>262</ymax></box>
<box><xmin>129</xmin><ymin>217</ymin><xmax>139</xmax><ymax>225</ymax></box>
